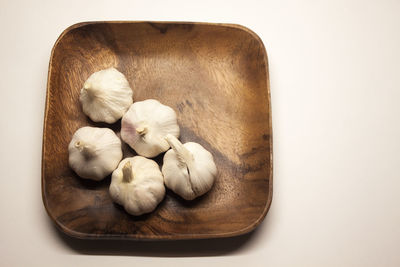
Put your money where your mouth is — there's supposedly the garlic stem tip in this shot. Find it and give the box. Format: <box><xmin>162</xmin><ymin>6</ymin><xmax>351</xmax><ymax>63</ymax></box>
<box><xmin>123</xmin><ymin>161</ymin><xmax>132</xmax><ymax>169</ymax></box>
<box><xmin>122</xmin><ymin>161</ymin><xmax>133</xmax><ymax>183</ymax></box>
<box><xmin>165</xmin><ymin>134</ymin><xmax>174</xmax><ymax>140</ymax></box>
<box><xmin>82</xmin><ymin>144</ymin><xmax>96</xmax><ymax>159</ymax></box>
<box><xmin>136</xmin><ymin>126</ymin><xmax>147</xmax><ymax>135</ymax></box>
<box><xmin>165</xmin><ymin>134</ymin><xmax>194</xmax><ymax>164</ymax></box>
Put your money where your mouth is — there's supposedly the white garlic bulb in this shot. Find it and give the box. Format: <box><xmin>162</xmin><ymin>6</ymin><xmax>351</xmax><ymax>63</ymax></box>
<box><xmin>162</xmin><ymin>134</ymin><xmax>217</xmax><ymax>200</ymax></box>
<box><xmin>109</xmin><ymin>156</ymin><xmax>165</xmax><ymax>216</ymax></box>
<box><xmin>80</xmin><ymin>67</ymin><xmax>133</xmax><ymax>123</ymax></box>
<box><xmin>121</xmin><ymin>99</ymin><xmax>180</xmax><ymax>158</ymax></box>
<box><xmin>68</xmin><ymin>126</ymin><xmax>123</xmax><ymax>180</ymax></box>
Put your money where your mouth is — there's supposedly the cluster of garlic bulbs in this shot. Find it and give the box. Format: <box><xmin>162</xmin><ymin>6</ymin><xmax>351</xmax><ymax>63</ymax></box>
<box><xmin>68</xmin><ymin>67</ymin><xmax>217</xmax><ymax>216</ymax></box>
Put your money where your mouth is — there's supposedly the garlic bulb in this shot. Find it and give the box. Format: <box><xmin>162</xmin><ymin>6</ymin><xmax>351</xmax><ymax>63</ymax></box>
<box><xmin>121</xmin><ymin>99</ymin><xmax>180</xmax><ymax>158</ymax></box>
<box><xmin>68</xmin><ymin>126</ymin><xmax>123</xmax><ymax>180</ymax></box>
<box><xmin>109</xmin><ymin>156</ymin><xmax>165</xmax><ymax>216</ymax></box>
<box><xmin>80</xmin><ymin>67</ymin><xmax>133</xmax><ymax>123</ymax></box>
<box><xmin>162</xmin><ymin>134</ymin><xmax>217</xmax><ymax>200</ymax></box>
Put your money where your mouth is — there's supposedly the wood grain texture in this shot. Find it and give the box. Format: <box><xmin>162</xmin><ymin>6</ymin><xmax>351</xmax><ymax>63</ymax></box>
<box><xmin>42</xmin><ymin>21</ymin><xmax>272</xmax><ymax>240</ymax></box>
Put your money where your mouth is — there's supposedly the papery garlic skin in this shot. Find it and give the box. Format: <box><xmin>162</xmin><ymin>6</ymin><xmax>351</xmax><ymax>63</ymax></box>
<box><xmin>121</xmin><ymin>99</ymin><xmax>180</xmax><ymax>158</ymax></box>
<box><xmin>109</xmin><ymin>156</ymin><xmax>165</xmax><ymax>216</ymax></box>
<box><xmin>162</xmin><ymin>134</ymin><xmax>217</xmax><ymax>200</ymax></box>
<box><xmin>68</xmin><ymin>126</ymin><xmax>123</xmax><ymax>181</ymax></box>
<box><xmin>80</xmin><ymin>67</ymin><xmax>133</xmax><ymax>123</ymax></box>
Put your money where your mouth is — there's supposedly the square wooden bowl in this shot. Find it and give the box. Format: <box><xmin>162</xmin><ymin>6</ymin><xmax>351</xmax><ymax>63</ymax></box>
<box><xmin>42</xmin><ymin>21</ymin><xmax>272</xmax><ymax>240</ymax></box>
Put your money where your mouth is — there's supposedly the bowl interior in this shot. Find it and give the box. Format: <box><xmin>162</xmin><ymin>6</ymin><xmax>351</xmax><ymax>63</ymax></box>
<box><xmin>42</xmin><ymin>22</ymin><xmax>272</xmax><ymax>239</ymax></box>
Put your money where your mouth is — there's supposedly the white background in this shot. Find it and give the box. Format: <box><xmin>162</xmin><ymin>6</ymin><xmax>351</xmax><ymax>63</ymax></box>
<box><xmin>1</xmin><ymin>0</ymin><xmax>399</xmax><ymax>266</ymax></box>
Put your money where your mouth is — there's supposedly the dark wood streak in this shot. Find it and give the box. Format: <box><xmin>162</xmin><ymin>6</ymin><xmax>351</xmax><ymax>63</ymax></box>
<box><xmin>42</xmin><ymin>21</ymin><xmax>272</xmax><ymax>240</ymax></box>
<box><xmin>148</xmin><ymin>22</ymin><xmax>195</xmax><ymax>34</ymax></box>
<box><xmin>148</xmin><ymin>22</ymin><xmax>169</xmax><ymax>34</ymax></box>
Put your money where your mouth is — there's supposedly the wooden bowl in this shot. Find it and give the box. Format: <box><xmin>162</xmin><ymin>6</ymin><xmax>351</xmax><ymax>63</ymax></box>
<box><xmin>42</xmin><ymin>21</ymin><xmax>272</xmax><ymax>240</ymax></box>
